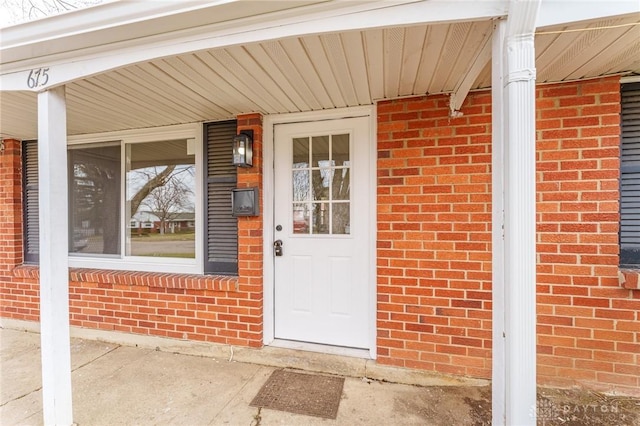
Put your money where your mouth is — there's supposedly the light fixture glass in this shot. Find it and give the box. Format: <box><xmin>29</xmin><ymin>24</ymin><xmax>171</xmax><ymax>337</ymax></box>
<box><xmin>232</xmin><ymin>131</ymin><xmax>253</xmax><ymax>167</ymax></box>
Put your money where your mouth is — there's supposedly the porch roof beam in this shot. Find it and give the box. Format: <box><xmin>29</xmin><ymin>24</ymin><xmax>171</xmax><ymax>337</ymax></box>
<box><xmin>449</xmin><ymin>25</ymin><xmax>493</xmax><ymax>116</ymax></box>
<box><xmin>0</xmin><ymin>0</ymin><xmax>510</xmax><ymax>92</ymax></box>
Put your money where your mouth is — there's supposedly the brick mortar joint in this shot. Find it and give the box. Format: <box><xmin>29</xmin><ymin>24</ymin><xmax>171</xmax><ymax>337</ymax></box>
<box><xmin>11</xmin><ymin>265</ymin><xmax>238</xmax><ymax>292</ymax></box>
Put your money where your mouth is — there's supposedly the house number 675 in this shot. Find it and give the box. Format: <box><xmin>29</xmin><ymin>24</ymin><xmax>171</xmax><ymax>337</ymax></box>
<box><xmin>26</xmin><ymin>68</ymin><xmax>50</xmax><ymax>88</ymax></box>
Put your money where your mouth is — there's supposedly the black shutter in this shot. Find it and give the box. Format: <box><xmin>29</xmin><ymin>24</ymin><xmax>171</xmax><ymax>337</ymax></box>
<box><xmin>204</xmin><ymin>121</ymin><xmax>239</xmax><ymax>274</ymax></box>
<box><xmin>621</xmin><ymin>82</ymin><xmax>640</xmax><ymax>267</ymax></box>
<box><xmin>23</xmin><ymin>140</ymin><xmax>39</xmax><ymax>263</ymax></box>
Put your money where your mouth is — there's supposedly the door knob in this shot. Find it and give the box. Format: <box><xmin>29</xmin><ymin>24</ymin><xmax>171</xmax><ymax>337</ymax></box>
<box><xmin>273</xmin><ymin>239</ymin><xmax>283</xmax><ymax>256</ymax></box>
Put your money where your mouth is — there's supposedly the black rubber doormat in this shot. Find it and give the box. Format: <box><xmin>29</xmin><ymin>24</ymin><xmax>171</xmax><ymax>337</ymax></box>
<box><xmin>250</xmin><ymin>369</ymin><xmax>345</xmax><ymax>419</ymax></box>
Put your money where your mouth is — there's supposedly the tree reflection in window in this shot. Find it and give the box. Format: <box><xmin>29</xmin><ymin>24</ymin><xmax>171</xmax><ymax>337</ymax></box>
<box><xmin>292</xmin><ymin>134</ymin><xmax>350</xmax><ymax>235</ymax></box>
<box><xmin>126</xmin><ymin>140</ymin><xmax>196</xmax><ymax>258</ymax></box>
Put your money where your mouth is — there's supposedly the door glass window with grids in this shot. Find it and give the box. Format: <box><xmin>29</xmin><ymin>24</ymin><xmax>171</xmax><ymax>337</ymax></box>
<box><xmin>292</xmin><ymin>134</ymin><xmax>350</xmax><ymax>235</ymax></box>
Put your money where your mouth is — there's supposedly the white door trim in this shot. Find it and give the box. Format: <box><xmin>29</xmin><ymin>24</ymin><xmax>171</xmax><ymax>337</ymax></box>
<box><xmin>263</xmin><ymin>106</ymin><xmax>377</xmax><ymax>358</ymax></box>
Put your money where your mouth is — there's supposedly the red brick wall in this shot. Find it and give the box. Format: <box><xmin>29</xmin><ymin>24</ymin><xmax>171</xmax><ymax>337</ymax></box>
<box><xmin>0</xmin><ymin>139</ymin><xmax>32</xmax><ymax>319</ymax></box>
<box><xmin>377</xmin><ymin>76</ymin><xmax>640</xmax><ymax>396</ymax></box>
<box><xmin>535</xmin><ymin>78</ymin><xmax>639</xmax><ymax>395</ymax></box>
<box><xmin>377</xmin><ymin>94</ymin><xmax>493</xmax><ymax>378</ymax></box>
<box><xmin>0</xmin><ymin>139</ymin><xmax>24</xmax><ymax>271</ymax></box>
<box><xmin>235</xmin><ymin>113</ymin><xmax>264</xmax><ymax>346</ymax></box>
<box><xmin>0</xmin><ymin>115</ymin><xmax>265</xmax><ymax>347</ymax></box>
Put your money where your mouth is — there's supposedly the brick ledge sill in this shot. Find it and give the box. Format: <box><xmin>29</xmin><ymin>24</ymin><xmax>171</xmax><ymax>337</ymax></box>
<box><xmin>12</xmin><ymin>265</ymin><xmax>238</xmax><ymax>292</ymax></box>
<box><xmin>619</xmin><ymin>269</ymin><xmax>640</xmax><ymax>290</ymax></box>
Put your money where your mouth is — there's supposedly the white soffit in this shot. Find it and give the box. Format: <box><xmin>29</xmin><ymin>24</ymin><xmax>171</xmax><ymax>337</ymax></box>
<box><xmin>0</xmin><ymin>1</ymin><xmax>639</xmax><ymax>140</ymax></box>
<box><xmin>475</xmin><ymin>12</ymin><xmax>640</xmax><ymax>87</ymax></box>
<box><xmin>0</xmin><ymin>0</ymin><xmax>507</xmax><ymax>91</ymax></box>
<box><xmin>0</xmin><ymin>19</ymin><xmax>496</xmax><ymax>139</ymax></box>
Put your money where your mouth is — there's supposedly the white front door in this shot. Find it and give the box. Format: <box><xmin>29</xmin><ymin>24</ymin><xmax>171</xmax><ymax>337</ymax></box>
<box><xmin>273</xmin><ymin>116</ymin><xmax>371</xmax><ymax>349</ymax></box>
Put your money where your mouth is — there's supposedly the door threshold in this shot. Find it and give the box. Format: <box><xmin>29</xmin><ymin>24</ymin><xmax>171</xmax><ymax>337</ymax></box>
<box><xmin>270</xmin><ymin>339</ymin><xmax>372</xmax><ymax>359</ymax></box>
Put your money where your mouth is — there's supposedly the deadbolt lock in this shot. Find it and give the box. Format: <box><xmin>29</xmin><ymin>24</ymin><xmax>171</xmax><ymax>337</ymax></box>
<box><xmin>273</xmin><ymin>239</ymin><xmax>283</xmax><ymax>256</ymax></box>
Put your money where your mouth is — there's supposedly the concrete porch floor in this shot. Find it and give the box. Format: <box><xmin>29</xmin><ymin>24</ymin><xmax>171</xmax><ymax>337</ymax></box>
<box><xmin>0</xmin><ymin>325</ymin><xmax>490</xmax><ymax>425</ymax></box>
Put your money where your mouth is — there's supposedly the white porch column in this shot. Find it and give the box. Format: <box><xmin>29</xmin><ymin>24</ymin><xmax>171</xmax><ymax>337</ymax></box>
<box><xmin>38</xmin><ymin>86</ymin><xmax>73</xmax><ymax>425</ymax></box>
<box><xmin>491</xmin><ymin>17</ymin><xmax>507</xmax><ymax>426</ymax></box>
<box><xmin>492</xmin><ymin>1</ymin><xmax>540</xmax><ymax>424</ymax></box>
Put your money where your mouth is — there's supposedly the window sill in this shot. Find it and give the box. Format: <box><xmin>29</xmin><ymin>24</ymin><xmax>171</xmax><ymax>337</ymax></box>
<box><xmin>12</xmin><ymin>265</ymin><xmax>238</xmax><ymax>292</ymax></box>
<box><xmin>68</xmin><ymin>256</ymin><xmax>200</xmax><ymax>275</ymax></box>
<box><xmin>619</xmin><ymin>269</ymin><xmax>640</xmax><ymax>290</ymax></box>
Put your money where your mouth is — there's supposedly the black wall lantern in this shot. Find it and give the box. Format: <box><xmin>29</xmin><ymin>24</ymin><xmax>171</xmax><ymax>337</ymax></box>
<box><xmin>232</xmin><ymin>130</ymin><xmax>253</xmax><ymax>167</ymax></box>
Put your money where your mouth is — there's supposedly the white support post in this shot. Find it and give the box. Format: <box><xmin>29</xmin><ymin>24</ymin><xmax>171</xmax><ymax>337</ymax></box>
<box><xmin>38</xmin><ymin>86</ymin><xmax>73</xmax><ymax>426</ymax></box>
<box><xmin>501</xmin><ymin>1</ymin><xmax>541</xmax><ymax>424</ymax></box>
<box><xmin>491</xmin><ymin>18</ymin><xmax>507</xmax><ymax>426</ymax></box>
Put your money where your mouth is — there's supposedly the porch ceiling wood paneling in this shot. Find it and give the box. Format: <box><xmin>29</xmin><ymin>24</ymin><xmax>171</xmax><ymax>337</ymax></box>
<box><xmin>1</xmin><ymin>15</ymin><xmax>638</xmax><ymax>140</ymax></box>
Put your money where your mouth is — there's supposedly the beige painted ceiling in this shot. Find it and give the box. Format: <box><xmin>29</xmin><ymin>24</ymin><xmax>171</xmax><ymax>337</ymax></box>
<box><xmin>1</xmin><ymin>13</ymin><xmax>639</xmax><ymax>140</ymax></box>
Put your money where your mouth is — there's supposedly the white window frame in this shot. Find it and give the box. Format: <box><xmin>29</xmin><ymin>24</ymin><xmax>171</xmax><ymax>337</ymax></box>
<box><xmin>67</xmin><ymin>123</ymin><xmax>204</xmax><ymax>274</ymax></box>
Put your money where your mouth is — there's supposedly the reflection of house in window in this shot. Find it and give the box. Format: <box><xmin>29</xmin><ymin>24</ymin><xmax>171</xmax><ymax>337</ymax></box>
<box><xmin>168</xmin><ymin>212</ymin><xmax>196</xmax><ymax>233</ymax></box>
<box><xmin>130</xmin><ymin>211</ymin><xmax>194</xmax><ymax>234</ymax></box>
<box><xmin>130</xmin><ymin>211</ymin><xmax>158</xmax><ymax>234</ymax></box>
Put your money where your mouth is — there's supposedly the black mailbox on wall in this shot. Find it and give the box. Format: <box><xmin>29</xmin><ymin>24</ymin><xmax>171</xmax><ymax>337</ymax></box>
<box><xmin>232</xmin><ymin>187</ymin><xmax>259</xmax><ymax>217</ymax></box>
